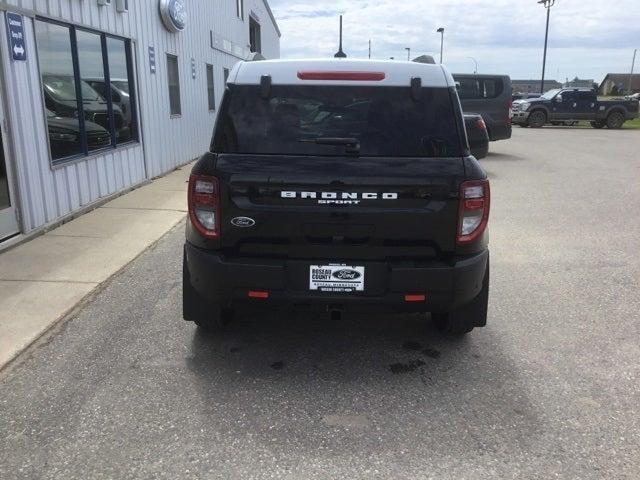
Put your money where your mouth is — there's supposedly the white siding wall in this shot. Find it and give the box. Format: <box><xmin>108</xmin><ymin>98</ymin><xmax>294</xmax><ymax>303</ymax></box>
<box><xmin>0</xmin><ymin>0</ymin><xmax>281</xmax><ymax>232</ymax></box>
<box><xmin>0</xmin><ymin>3</ymin><xmax>144</xmax><ymax>232</ymax></box>
<box><xmin>132</xmin><ymin>0</ymin><xmax>280</xmax><ymax>178</ymax></box>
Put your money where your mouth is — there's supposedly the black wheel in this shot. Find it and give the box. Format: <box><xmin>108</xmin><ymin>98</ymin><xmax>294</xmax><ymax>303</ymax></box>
<box><xmin>590</xmin><ymin>120</ymin><xmax>605</xmax><ymax>129</ymax></box>
<box><xmin>183</xmin><ymin>252</ymin><xmax>233</xmax><ymax>332</ymax></box>
<box><xmin>606</xmin><ymin>111</ymin><xmax>624</xmax><ymax>129</ymax></box>
<box><xmin>527</xmin><ymin>110</ymin><xmax>546</xmax><ymax>128</ymax></box>
<box><xmin>432</xmin><ymin>259</ymin><xmax>489</xmax><ymax>336</ymax></box>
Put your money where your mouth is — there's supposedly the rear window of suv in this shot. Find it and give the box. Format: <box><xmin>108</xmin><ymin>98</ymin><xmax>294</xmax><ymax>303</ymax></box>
<box><xmin>455</xmin><ymin>76</ymin><xmax>504</xmax><ymax>100</ymax></box>
<box><xmin>213</xmin><ymin>85</ymin><xmax>463</xmax><ymax>157</ymax></box>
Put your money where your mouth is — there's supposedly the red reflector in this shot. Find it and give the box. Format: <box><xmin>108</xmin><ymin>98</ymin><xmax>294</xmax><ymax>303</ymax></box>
<box><xmin>297</xmin><ymin>71</ymin><xmax>385</xmax><ymax>81</ymax></box>
<box><xmin>465</xmin><ymin>198</ymin><xmax>485</xmax><ymax>210</ymax></box>
<box><xmin>404</xmin><ymin>294</ymin><xmax>426</xmax><ymax>303</ymax></box>
<box><xmin>248</xmin><ymin>290</ymin><xmax>269</xmax><ymax>299</ymax></box>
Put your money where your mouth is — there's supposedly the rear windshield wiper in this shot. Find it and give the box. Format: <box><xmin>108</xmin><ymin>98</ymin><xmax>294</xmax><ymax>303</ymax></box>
<box><xmin>298</xmin><ymin>137</ymin><xmax>360</xmax><ymax>155</ymax></box>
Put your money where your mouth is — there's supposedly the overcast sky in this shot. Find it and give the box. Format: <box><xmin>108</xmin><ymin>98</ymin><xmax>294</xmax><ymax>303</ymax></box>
<box><xmin>268</xmin><ymin>0</ymin><xmax>639</xmax><ymax>83</ymax></box>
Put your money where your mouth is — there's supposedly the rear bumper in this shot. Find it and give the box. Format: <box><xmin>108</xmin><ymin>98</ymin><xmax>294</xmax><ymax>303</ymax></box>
<box><xmin>470</xmin><ymin>141</ymin><xmax>489</xmax><ymax>160</ymax></box>
<box><xmin>487</xmin><ymin>122</ymin><xmax>512</xmax><ymax>141</ymax></box>
<box><xmin>184</xmin><ymin>243</ymin><xmax>489</xmax><ymax>313</ymax></box>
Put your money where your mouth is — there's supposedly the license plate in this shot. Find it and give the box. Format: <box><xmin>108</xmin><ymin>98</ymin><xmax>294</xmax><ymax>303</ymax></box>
<box><xmin>309</xmin><ymin>264</ymin><xmax>365</xmax><ymax>292</ymax></box>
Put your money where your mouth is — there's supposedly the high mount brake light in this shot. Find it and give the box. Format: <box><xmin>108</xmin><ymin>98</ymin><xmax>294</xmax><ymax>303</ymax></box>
<box><xmin>297</xmin><ymin>71</ymin><xmax>386</xmax><ymax>81</ymax></box>
<box><xmin>457</xmin><ymin>180</ymin><xmax>490</xmax><ymax>245</ymax></box>
<box><xmin>188</xmin><ymin>174</ymin><xmax>220</xmax><ymax>239</ymax></box>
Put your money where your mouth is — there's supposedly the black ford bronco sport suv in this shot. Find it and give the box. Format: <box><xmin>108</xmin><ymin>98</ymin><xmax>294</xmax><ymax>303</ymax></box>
<box><xmin>183</xmin><ymin>59</ymin><xmax>490</xmax><ymax>335</ymax></box>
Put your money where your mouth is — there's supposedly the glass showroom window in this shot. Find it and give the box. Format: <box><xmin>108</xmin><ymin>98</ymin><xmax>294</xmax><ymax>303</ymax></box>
<box><xmin>35</xmin><ymin>19</ymin><xmax>138</xmax><ymax>164</ymax></box>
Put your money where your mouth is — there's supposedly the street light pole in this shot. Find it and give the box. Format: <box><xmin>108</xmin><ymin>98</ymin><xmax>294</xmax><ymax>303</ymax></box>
<box><xmin>405</xmin><ymin>47</ymin><xmax>411</xmax><ymax>61</ymax></box>
<box><xmin>629</xmin><ymin>49</ymin><xmax>637</xmax><ymax>94</ymax></box>
<box><xmin>467</xmin><ymin>56</ymin><xmax>478</xmax><ymax>74</ymax></box>
<box><xmin>538</xmin><ymin>0</ymin><xmax>555</xmax><ymax>94</ymax></box>
<box><xmin>436</xmin><ymin>28</ymin><xmax>444</xmax><ymax>63</ymax></box>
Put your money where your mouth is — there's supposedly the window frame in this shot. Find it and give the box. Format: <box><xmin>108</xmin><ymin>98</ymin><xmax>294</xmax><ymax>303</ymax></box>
<box><xmin>206</xmin><ymin>64</ymin><xmax>216</xmax><ymax>111</ymax></box>
<box><xmin>249</xmin><ymin>16</ymin><xmax>261</xmax><ymax>53</ymax></box>
<box><xmin>166</xmin><ymin>54</ymin><xmax>182</xmax><ymax>117</ymax></box>
<box><xmin>34</xmin><ymin>17</ymin><xmax>139</xmax><ymax>167</ymax></box>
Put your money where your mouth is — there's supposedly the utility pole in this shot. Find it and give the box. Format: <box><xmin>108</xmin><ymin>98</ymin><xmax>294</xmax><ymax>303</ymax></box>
<box><xmin>405</xmin><ymin>47</ymin><xmax>411</xmax><ymax>61</ymax></box>
<box><xmin>368</xmin><ymin>39</ymin><xmax>371</xmax><ymax>59</ymax></box>
<box><xmin>334</xmin><ymin>15</ymin><xmax>347</xmax><ymax>58</ymax></box>
<box><xmin>436</xmin><ymin>28</ymin><xmax>444</xmax><ymax>63</ymax></box>
<box><xmin>538</xmin><ymin>0</ymin><xmax>555</xmax><ymax>94</ymax></box>
<box><xmin>629</xmin><ymin>49</ymin><xmax>637</xmax><ymax>94</ymax></box>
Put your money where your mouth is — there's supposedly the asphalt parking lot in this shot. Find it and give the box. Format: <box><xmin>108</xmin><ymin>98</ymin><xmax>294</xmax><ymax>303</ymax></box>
<box><xmin>1</xmin><ymin>127</ymin><xmax>639</xmax><ymax>479</ymax></box>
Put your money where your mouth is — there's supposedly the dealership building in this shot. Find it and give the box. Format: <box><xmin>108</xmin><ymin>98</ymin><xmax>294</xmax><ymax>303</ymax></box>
<box><xmin>0</xmin><ymin>0</ymin><xmax>280</xmax><ymax>243</ymax></box>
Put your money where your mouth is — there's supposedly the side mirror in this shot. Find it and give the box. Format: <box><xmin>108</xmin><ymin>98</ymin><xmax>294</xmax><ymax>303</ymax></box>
<box><xmin>555</xmin><ymin>95</ymin><xmax>563</xmax><ymax>103</ymax></box>
<box><xmin>111</xmin><ymin>91</ymin><xmax>121</xmax><ymax>103</ymax></box>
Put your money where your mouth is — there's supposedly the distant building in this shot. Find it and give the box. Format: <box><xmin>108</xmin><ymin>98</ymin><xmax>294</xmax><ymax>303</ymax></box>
<box><xmin>564</xmin><ymin>77</ymin><xmax>595</xmax><ymax>89</ymax></box>
<box><xmin>512</xmin><ymin>79</ymin><xmax>562</xmax><ymax>94</ymax></box>
<box><xmin>599</xmin><ymin>73</ymin><xmax>640</xmax><ymax>96</ymax></box>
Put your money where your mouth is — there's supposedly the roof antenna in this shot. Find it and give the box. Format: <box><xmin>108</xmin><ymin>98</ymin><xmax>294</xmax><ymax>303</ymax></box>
<box><xmin>334</xmin><ymin>15</ymin><xmax>347</xmax><ymax>58</ymax></box>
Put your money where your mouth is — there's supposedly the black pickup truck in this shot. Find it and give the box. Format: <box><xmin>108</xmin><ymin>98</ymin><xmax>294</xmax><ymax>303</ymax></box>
<box><xmin>512</xmin><ymin>88</ymin><xmax>639</xmax><ymax>128</ymax></box>
<box><xmin>183</xmin><ymin>59</ymin><xmax>490</xmax><ymax>335</ymax></box>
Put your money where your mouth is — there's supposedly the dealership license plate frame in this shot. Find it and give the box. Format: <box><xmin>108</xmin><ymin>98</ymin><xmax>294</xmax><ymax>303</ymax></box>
<box><xmin>309</xmin><ymin>264</ymin><xmax>365</xmax><ymax>293</ymax></box>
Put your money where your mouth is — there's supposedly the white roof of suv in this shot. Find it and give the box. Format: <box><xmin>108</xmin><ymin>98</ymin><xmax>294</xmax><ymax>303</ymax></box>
<box><xmin>229</xmin><ymin>58</ymin><xmax>455</xmax><ymax>88</ymax></box>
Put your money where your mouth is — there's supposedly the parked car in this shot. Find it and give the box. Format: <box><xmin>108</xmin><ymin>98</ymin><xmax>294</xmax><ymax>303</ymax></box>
<box><xmin>464</xmin><ymin>113</ymin><xmax>489</xmax><ymax>159</ymax></box>
<box><xmin>183</xmin><ymin>59</ymin><xmax>491</xmax><ymax>336</ymax></box>
<box><xmin>84</xmin><ymin>78</ymin><xmax>133</xmax><ymax>141</ymax></box>
<box><xmin>512</xmin><ymin>88</ymin><xmax>639</xmax><ymax>128</ymax></box>
<box><xmin>42</xmin><ymin>75</ymin><xmax>125</xmax><ymax>134</ymax></box>
<box><xmin>512</xmin><ymin>92</ymin><xmax>540</xmax><ymax>101</ymax></box>
<box><xmin>453</xmin><ymin>73</ymin><xmax>512</xmax><ymax>141</ymax></box>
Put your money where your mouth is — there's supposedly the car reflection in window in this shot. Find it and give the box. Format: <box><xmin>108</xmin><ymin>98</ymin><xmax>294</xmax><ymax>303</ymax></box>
<box><xmin>42</xmin><ymin>75</ymin><xmax>124</xmax><ymax>140</ymax></box>
<box><xmin>45</xmin><ymin>108</ymin><xmax>111</xmax><ymax>159</ymax></box>
<box><xmin>85</xmin><ymin>78</ymin><xmax>132</xmax><ymax>141</ymax></box>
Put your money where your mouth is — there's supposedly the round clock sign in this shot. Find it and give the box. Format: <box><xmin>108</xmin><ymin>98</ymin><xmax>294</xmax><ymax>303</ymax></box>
<box><xmin>159</xmin><ymin>0</ymin><xmax>187</xmax><ymax>33</ymax></box>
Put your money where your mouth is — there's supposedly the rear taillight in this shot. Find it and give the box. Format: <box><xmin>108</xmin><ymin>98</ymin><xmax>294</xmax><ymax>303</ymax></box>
<box><xmin>188</xmin><ymin>174</ymin><xmax>220</xmax><ymax>238</ymax></box>
<box><xmin>508</xmin><ymin>99</ymin><xmax>513</xmax><ymax>119</ymax></box>
<box><xmin>476</xmin><ymin>117</ymin><xmax>487</xmax><ymax>131</ymax></box>
<box><xmin>457</xmin><ymin>180</ymin><xmax>490</xmax><ymax>245</ymax></box>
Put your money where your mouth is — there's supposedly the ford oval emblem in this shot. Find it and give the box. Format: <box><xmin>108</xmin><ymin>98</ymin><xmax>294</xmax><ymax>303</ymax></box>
<box><xmin>332</xmin><ymin>269</ymin><xmax>361</xmax><ymax>280</ymax></box>
<box><xmin>231</xmin><ymin>216</ymin><xmax>256</xmax><ymax>227</ymax></box>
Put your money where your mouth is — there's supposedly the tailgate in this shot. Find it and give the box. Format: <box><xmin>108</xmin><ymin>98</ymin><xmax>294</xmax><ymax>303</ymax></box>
<box><xmin>215</xmin><ymin>154</ymin><xmax>466</xmax><ymax>260</ymax></box>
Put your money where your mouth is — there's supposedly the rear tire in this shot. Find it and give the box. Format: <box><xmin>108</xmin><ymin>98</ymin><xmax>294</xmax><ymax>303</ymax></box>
<box><xmin>590</xmin><ymin>120</ymin><xmax>605</xmax><ymax>129</ymax></box>
<box><xmin>183</xmin><ymin>252</ymin><xmax>233</xmax><ymax>332</ymax></box>
<box><xmin>606</xmin><ymin>111</ymin><xmax>624</xmax><ymax>129</ymax></box>
<box><xmin>527</xmin><ymin>110</ymin><xmax>546</xmax><ymax>128</ymax></box>
<box><xmin>432</xmin><ymin>260</ymin><xmax>489</xmax><ymax>336</ymax></box>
